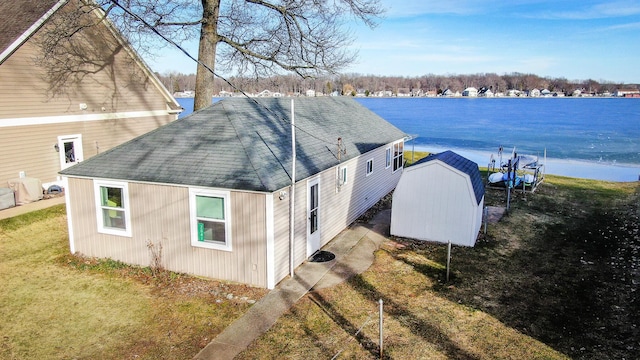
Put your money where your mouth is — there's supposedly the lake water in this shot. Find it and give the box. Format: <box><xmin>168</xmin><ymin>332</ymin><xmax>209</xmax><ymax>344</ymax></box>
<box><xmin>176</xmin><ymin>97</ymin><xmax>640</xmax><ymax>182</ymax></box>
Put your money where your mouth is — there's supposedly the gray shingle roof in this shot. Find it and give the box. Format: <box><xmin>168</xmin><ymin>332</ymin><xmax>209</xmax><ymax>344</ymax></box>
<box><xmin>0</xmin><ymin>0</ymin><xmax>60</xmax><ymax>57</ymax></box>
<box><xmin>416</xmin><ymin>150</ymin><xmax>485</xmax><ymax>204</ymax></box>
<box><xmin>60</xmin><ymin>97</ymin><xmax>407</xmax><ymax>192</ymax></box>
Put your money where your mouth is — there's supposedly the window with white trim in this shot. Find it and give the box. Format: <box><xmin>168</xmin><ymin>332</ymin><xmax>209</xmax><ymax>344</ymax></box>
<box><xmin>189</xmin><ymin>188</ymin><xmax>232</xmax><ymax>251</ymax></box>
<box><xmin>393</xmin><ymin>141</ymin><xmax>404</xmax><ymax>172</ymax></box>
<box><xmin>94</xmin><ymin>180</ymin><xmax>131</xmax><ymax>237</ymax></box>
<box><xmin>385</xmin><ymin>147</ymin><xmax>391</xmax><ymax>168</ymax></box>
<box><xmin>366</xmin><ymin>158</ymin><xmax>374</xmax><ymax>176</ymax></box>
<box><xmin>339</xmin><ymin>165</ymin><xmax>348</xmax><ymax>185</ymax></box>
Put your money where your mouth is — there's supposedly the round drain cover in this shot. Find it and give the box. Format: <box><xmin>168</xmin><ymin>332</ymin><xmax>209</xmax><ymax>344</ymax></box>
<box><xmin>310</xmin><ymin>250</ymin><xmax>336</xmax><ymax>263</ymax></box>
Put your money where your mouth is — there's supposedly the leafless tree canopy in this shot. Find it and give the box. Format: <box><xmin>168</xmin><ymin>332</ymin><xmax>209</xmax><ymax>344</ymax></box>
<box><xmin>40</xmin><ymin>0</ymin><xmax>383</xmax><ymax>110</ymax></box>
<box><xmin>159</xmin><ymin>71</ymin><xmax>633</xmax><ymax>97</ymax></box>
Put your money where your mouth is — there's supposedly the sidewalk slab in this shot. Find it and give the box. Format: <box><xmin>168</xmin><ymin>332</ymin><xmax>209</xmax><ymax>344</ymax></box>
<box><xmin>194</xmin><ymin>209</ymin><xmax>392</xmax><ymax>360</ymax></box>
<box><xmin>0</xmin><ymin>196</ymin><xmax>65</xmax><ymax>221</ymax></box>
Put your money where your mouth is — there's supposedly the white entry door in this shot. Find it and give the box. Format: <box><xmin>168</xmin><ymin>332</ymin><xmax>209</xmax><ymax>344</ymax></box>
<box><xmin>307</xmin><ymin>177</ymin><xmax>321</xmax><ymax>257</ymax></box>
<box><xmin>58</xmin><ymin>134</ymin><xmax>84</xmax><ymax>170</ymax></box>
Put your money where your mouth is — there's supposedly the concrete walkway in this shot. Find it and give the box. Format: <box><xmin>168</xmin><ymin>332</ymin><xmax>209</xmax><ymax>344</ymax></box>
<box><xmin>0</xmin><ymin>196</ymin><xmax>65</xmax><ymax>221</ymax></box>
<box><xmin>1</xmin><ymin>196</ymin><xmax>392</xmax><ymax>360</ymax></box>
<box><xmin>194</xmin><ymin>209</ymin><xmax>392</xmax><ymax>360</ymax></box>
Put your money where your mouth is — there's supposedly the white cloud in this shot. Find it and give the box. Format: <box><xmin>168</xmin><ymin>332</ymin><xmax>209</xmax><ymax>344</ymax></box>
<box><xmin>379</xmin><ymin>0</ymin><xmax>489</xmax><ymax>17</ymax></box>
<box><xmin>380</xmin><ymin>0</ymin><xmax>554</xmax><ymax>18</ymax></box>
<box><xmin>604</xmin><ymin>21</ymin><xmax>640</xmax><ymax>30</ymax></box>
<box><xmin>533</xmin><ymin>1</ymin><xmax>640</xmax><ymax>20</ymax></box>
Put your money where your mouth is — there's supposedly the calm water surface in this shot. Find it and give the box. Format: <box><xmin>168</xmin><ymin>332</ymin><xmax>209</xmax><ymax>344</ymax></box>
<box><xmin>177</xmin><ymin>97</ymin><xmax>640</xmax><ymax>181</ymax></box>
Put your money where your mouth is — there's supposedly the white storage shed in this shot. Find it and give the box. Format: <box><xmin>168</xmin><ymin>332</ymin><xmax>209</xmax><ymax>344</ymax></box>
<box><xmin>390</xmin><ymin>151</ymin><xmax>485</xmax><ymax>247</ymax></box>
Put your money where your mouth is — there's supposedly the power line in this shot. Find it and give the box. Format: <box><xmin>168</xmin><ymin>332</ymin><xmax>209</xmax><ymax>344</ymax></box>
<box><xmin>108</xmin><ymin>0</ymin><xmax>340</xmax><ymax>149</ymax></box>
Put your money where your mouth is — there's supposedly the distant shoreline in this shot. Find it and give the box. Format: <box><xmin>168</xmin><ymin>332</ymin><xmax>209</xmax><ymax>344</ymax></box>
<box><xmin>176</xmin><ymin>97</ymin><xmax>640</xmax><ymax>182</ymax></box>
<box><xmin>174</xmin><ymin>95</ymin><xmax>640</xmax><ymax>100</ymax></box>
<box><xmin>411</xmin><ymin>145</ymin><xmax>640</xmax><ymax>182</ymax></box>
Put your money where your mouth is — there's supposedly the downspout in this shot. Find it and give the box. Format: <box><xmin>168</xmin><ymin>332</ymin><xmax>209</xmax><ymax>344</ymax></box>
<box><xmin>289</xmin><ymin>99</ymin><xmax>296</xmax><ymax>278</ymax></box>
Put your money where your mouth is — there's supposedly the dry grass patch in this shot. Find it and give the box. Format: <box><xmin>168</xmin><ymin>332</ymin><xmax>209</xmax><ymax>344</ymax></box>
<box><xmin>241</xmin><ymin>248</ymin><xmax>566</xmax><ymax>359</ymax></box>
<box><xmin>0</xmin><ymin>205</ymin><xmax>267</xmax><ymax>359</ymax></box>
<box><xmin>241</xmin><ymin>175</ymin><xmax>638</xmax><ymax>359</ymax></box>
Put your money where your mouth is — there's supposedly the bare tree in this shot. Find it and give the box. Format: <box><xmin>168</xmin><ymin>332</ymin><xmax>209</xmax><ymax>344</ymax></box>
<box><xmin>77</xmin><ymin>0</ymin><xmax>384</xmax><ymax>110</ymax></box>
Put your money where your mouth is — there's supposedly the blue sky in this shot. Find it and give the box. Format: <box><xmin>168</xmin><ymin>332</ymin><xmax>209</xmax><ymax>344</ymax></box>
<box><xmin>147</xmin><ymin>0</ymin><xmax>640</xmax><ymax>83</ymax></box>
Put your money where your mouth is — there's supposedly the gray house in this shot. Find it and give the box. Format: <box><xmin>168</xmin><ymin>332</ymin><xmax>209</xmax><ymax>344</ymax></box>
<box><xmin>61</xmin><ymin>97</ymin><xmax>406</xmax><ymax>288</ymax></box>
<box><xmin>390</xmin><ymin>151</ymin><xmax>484</xmax><ymax>247</ymax></box>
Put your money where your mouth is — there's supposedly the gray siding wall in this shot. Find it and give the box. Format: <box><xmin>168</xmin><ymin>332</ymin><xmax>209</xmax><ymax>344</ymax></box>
<box><xmin>67</xmin><ymin>178</ymin><xmax>268</xmax><ymax>287</ymax></box>
<box><xmin>272</xmin><ymin>141</ymin><xmax>403</xmax><ymax>285</ymax></box>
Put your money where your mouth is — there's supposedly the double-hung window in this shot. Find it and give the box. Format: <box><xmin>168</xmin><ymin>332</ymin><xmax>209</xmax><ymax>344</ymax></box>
<box><xmin>393</xmin><ymin>141</ymin><xmax>404</xmax><ymax>172</ymax></box>
<box><xmin>94</xmin><ymin>180</ymin><xmax>131</xmax><ymax>237</ymax></box>
<box><xmin>189</xmin><ymin>188</ymin><xmax>232</xmax><ymax>251</ymax></box>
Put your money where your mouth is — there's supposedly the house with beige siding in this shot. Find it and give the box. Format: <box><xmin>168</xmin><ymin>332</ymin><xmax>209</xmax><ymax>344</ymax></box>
<box><xmin>60</xmin><ymin>97</ymin><xmax>406</xmax><ymax>288</ymax></box>
<box><xmin>0</xmin><ymin>0</ymin><xmax>180</xmax><ymax>191</ymax></box>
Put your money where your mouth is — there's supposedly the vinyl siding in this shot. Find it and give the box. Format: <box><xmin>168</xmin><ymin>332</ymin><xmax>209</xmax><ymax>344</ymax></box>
<box><xmin>0</xmin><ymin>30</ymin><xmax>171</xmax><ymax>119</ymax></box>
<box><xmin>390</xmin><ymin>161</ymin><xmax>483</xmax><ymax>247</ymax></box>
<box><xmin>272</xmin><ymin>140</ymin><xmax>403</xmax><ymax>285</ymax></box>
<box><xmin>0</xmin><ymin>115</ymin><xmax>175</xmax><ymax>184</ymax></box>
<box><xmin>67</xmin><ymin>178</ymin><xmax>268</xmax><ymax>287</ymax></box>
<box><xmin>318</xmin><ymin>144</ymin><xmax>401</xmax><ymax>246</ymax></box>
<box><xmin>0</xmin><ymin>12</ymin><xmax>177</xmax><ymax>185</ymax></box>
<box><xmin>272</xmin><ymin>185</ymin><xmax>293</xmax><ymax>284</ymax></box>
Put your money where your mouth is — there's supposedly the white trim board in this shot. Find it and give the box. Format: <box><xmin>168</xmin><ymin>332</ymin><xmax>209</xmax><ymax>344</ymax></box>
<box><xmin>0</xmin><ymin>110</ymin><xmax>174</xmax><ymax>128</ymax></box>
<box><xmin>0</xmin><ymin>0</ymin><xmax>67</xmax><ymax>65</ymax></box>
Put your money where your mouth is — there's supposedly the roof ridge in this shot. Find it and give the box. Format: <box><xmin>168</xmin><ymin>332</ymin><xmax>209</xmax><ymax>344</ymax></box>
<box><xmin>61</xmin><ymin>97</ymin><xmax>407</xmax><ymax>192</ymax></box>
<box><xmin>224</xmin><ymin>100</ymin><xmax>275</xmax><ymax>191</ymax></box>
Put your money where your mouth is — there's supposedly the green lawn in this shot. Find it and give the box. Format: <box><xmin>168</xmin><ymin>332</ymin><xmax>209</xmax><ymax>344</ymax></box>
<box><xmin>239</xmin><ymin>176</ymin><xmax>639</xmax><ymax>359</ymax></box>
<box><xmin>0</xmin><ymin>205</ymin><xmax>266</xmax><ymax>359</ymax></box>
<box><xmin>1</xmin><ymin>172</ymin><xmax>637</xmax><ymax>359</ymax></box>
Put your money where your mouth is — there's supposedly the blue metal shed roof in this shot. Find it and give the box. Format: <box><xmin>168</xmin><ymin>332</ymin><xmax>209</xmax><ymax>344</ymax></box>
<box><xmin>416</xmin><ymin>151</ymin><xmax>485</xmax><ymax>204</ymax></box>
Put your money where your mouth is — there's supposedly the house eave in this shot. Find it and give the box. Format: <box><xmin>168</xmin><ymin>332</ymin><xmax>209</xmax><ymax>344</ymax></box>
<box><xmin>60</xmin><ymin>174</ymin><xmax>274</xmax><ymax>196</ymax></box>
<box><xmin>0</xmin><ymin>0</ymin><xmax>67</xmax><ymax>65</ymax></box>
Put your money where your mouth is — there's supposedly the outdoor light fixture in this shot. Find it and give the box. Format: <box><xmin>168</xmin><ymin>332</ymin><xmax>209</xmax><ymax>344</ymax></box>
<box><xmin>279</xmin><ymin>191</ymin><xmax>287</xmax><ymax>200</ymax></box>
<box><xmin>54</xmin><ymin>144</ymin><xmax>59</xmax><ymax>152</ymax></box>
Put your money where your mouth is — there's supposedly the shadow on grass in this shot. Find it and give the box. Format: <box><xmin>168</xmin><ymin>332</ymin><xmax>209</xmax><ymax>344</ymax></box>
<box><xmin>343</xmin><ymin>274</ymin><xmax>480</xmax><ymax>360</ymax></box>
<box><xmin>392</xmin><ymin>183</ymin><xmax>639</xmax><ymax>359</ymax></box>
<box><xmin>308</xmin><ymin>292</ymin><xmax>381</xmax><ymax>359</ymax></box>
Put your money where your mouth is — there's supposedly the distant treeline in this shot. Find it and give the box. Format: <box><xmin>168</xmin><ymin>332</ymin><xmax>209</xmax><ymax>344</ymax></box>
<box><xmin>156</xmin><ymin>71</ymin><xmax>638</xmax><ymax>96</ymax></box>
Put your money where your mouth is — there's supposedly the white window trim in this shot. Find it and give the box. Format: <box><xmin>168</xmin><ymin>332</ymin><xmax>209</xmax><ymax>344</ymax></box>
<box><xmin>189</xmin><ymin>188</ymin><xmax>232</xmax><ymax>251</ymax></box>
<box><xmin>338</xmin><ymin>165</ymin><xmax>348</xmax><ymax>185</ymax></box>
<box><xmin>93</xmin><ymin>180</ymin><xmax>132</xmax><ymax>237</ymax></box>
<box><xmin>392</xmin><ymin>140</ymin><xmax>404</xmax><ymax>173</ymax></box>
<box><xmin>366</xmin><ymin>158</ymin><xmax>374</xmax><ymax>176</ymax></box>
<box><xmin>385</xmin><ymin>147</ymin><xmax>391</xmax><ymax>169</ymax></box>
